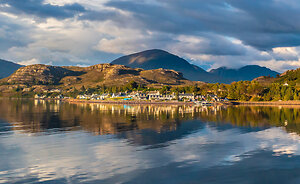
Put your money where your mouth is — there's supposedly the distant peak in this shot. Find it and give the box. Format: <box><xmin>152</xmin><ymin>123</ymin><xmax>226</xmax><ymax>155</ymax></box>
<box><xmin>139</xmin><ymin>49</ymin><xmax>169</xmax><ymax>53</ymax></box>
<box><xmin>0</xmin><ymin>59</ymin><xmax>23</xmax><ymax>66</ymax></box>
<box><xmin>240</xmin><ymin>65</ymin><xmax>264</xmax><ymax>69</ymax></box>
<box><xmin>213</xmin><ymin>66</ymin><xmax>229</xmax><ymax>70</ymax></box>
<box><xmin>129</xmin><ymin>49</ymin><xmax>171</xmax><ymax>56</ymax></box>
<box><xmin>212</xmin><ymin>65</ymin><xmax>276</xmax><ymax>71</ymax></box>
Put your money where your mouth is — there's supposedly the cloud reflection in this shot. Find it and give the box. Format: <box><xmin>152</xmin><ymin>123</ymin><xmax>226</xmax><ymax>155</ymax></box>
<box><xmin>1</xmin><ymin>120</ymin><xmax>300</xmax><ymax>183</ymax></box>
<box><xmin>1</xmin><ymin>100</ymin><xmax>300</xmax><ymax>183</ymax></box>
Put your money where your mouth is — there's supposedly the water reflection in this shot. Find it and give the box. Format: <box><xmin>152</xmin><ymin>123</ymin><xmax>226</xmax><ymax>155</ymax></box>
<box><xmin>0</xmin><ymin>99</ymin><xmax>300</xmax><ymax>136</ymax></box>
<box><xmin>1</xmin><ymin>99</ymin><xmax>300</xmax><ymax>183</ymax></box>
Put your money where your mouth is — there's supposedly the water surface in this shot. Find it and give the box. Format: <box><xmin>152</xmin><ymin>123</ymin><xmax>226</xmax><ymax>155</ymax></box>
<box><xmin>1</xmin><ymin>99</ymin><xmax>300</xmax><ymax>183</ymax></box>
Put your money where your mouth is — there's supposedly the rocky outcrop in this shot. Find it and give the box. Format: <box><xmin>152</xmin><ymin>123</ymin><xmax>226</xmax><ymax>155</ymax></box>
<box><xmin>88</xmin><ymin>64</ymin><xmax>142</xmax><ymax>79</ymax></box>
<box><xmin>6</xmin><ymin>64</ymin><xmax>80</xmax><ymax>85</ymax></box>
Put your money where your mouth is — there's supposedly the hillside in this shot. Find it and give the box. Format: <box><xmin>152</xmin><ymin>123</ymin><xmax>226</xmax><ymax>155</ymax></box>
<box><xmin>1</xmin><ymin>63</ymin><xmax>195</xmax><ymax>89</ymax></box>
<box><xmin>62</xmin><ymin>63</ymin><xmax>192</xmax><ymax>88</ymax></box>
<box><xmin>111</xmin><ymin>49</ymin><xmax>279</xmax><ymax>83</ymax></box>
<box><xmin>209</xmin><ymin>65</ymin><xmax>279</xmax><ymax>83</ymax></box>
<box><xmin>0</xmin><ymin>59</ymin><xmax>23</xmax><ymax>79</ymax></box>
<box><xmin>111</xmin><ymin>49</ymin><xmax>214</xmax><ymax>82</ymax></box>
<box><xmin>250</xmin><ymin>67</ymin><xmax>300</xmax><ymax>89</ymax></box>
<box><xmin>276</xmin><ymin>68</ymin><xmax>300</xmax><ymax>87</ymax></box>
<box><xmin>6</xmin><ymin>64</ymin><xmax>81</xmax><ymax>85</ymax></box>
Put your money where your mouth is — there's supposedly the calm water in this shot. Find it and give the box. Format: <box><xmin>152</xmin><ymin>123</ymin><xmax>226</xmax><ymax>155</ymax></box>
<box><xmin>1</xmin><ymin>99</ymin><xmax>300</xmax><ymax>183</ymax></box>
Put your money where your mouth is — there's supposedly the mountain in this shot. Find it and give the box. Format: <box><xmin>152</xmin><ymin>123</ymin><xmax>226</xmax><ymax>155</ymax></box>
<box><xmin>2</xmin><ymin>63</ymin><xmax>195</xmax><ymax>88</ymax></box>
<box><xmin>111</xmin><ymin>49</ymin><xmax>279</xmax><ymax>83</ymax></box>
<box><xmin>0</xmin><ymin>59</ymin><xmax>23</xmax><ymax>79</ymax></box>
<box><xmin>209</xmin><ymin>65</ymin><xmax>279</xmax><ymax>83</ymax></box>
<box><xmin>111</xmin><ymin>49</ymin><xmax>214</xmax><ymax>82</ymax></box>
<box><xmin>0</xmin><ymin>50</ymin><xmax>280</xmax><ymax>85</ymax></box>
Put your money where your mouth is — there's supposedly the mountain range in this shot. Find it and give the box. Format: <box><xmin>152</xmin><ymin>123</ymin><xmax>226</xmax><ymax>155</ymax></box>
<box><xmin>0</xmin><ymin>59</ymin><xmax>23</xmax><ymax>78</ymax></box>
<box><xmin>0</xmin><ymin>49</ymin><xmax>280</xmax><ymax>84</ymax></box>
<box><xmin>111</xmin><ymin>49</ymin><xmax>279</xmax><ymax>83</ymax></box>
<box><xmin>209</xmin><ymin>65</ymin><xmax>279</xmax><ymax>83</ymax></box>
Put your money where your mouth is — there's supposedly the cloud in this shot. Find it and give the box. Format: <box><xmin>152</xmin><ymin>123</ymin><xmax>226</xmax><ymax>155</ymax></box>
<box><xmin>0</xmin><ymin>0</ymin><xmax>86</xmax><ymax>19</ymax></box>
<box><xmin>3</xmin><ymin>123</ymin><xmax>300</xmax><ymax>183</ymax></box>
<box><xmin>94</xmin><ymin>28</ymin><xmax>174</xmax><ymax>55</ymax></box>
<box><xmin>0</xmin><ymin>0</ymin><xmax>300</xmax><ymax>72</ymax></box>
<box><xmin>170</xmin><ymin>34</ymin><xmax>247</xmax><ymax>56</ymax></box>
<box><xmin>17</xmin><ymin>58</ymin><xmax>40</xmax><ymax>65</ymax></box>
<box><xmin>0</xmin><ymin>14</ymin><xmax>33</xmax><ymax>50</ymax></box>
<box><xmin>105</xmin><ymin>0</ymin><xmax>300</xmax><ymax>50</ymax></box>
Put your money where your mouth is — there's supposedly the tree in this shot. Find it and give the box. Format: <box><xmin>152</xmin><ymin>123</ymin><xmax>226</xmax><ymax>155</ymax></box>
<box><xmin>160</xmin><ymin>85</ymin><xmax>170</xmax><ymax>94</ymax></box>
<box><xmin>284</xmin><ymin>87</ymin><xmax>293</xmax><ymax>101</ymax></box>
<box><xmin>80</xmin><ymin>85</ymin><xmax>86</xmax><ymax>92</ymax></box>
<box><xmin>124</xmin><ymin>81</ymin><xmax>138</xmax><ymax>91</ymax></box>
<box><xmin>294</xmin><ymin>92</ymin><xmax>300</xmax><ymax>101</ymax></box>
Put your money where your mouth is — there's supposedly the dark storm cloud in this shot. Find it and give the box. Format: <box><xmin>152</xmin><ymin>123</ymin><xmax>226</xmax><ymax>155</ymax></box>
<box><xmin>0</xmin><ymin>0</ymin><xmax>300</xmax><ymax>71</ymax></box>
<box><xmin>0</xmin><ymin>0</ymin><xmax>86</xmax><ymax>19</ymax></box>
<box><xmin>105</xmin><ymin>0</ymin><xmax>300</xmax><ymax>51</ymax></box>
<box><xmin>3</xmin><ymin>0</ymin><xmax>299</xmax><ymax>52</ymax></box>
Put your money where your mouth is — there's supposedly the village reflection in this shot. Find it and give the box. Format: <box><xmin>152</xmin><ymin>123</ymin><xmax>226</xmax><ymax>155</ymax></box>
<box><xmin>1</xmin><ymin>99</ymin><xmax>300</xmax><ymax>137</ymax></box>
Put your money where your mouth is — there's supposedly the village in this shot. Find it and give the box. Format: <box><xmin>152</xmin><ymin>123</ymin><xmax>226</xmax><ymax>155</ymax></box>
<box><xmin>34</xmin><ymin>89</ymin><xmax>229</xmax><ymax>104</ymax></box>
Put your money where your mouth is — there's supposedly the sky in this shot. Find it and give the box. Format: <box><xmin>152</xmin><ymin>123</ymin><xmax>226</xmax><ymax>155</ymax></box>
<box><xmin>1</xmin><ymin>0</ymin><xmax>300</xmax><ymax>72</ymax></box>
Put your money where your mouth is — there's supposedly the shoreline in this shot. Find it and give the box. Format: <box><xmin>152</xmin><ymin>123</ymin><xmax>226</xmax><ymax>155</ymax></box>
<box><xmin>3</xmin><ymin>97</ymin><xmax>300</xmax><ymax>106</ymax></box>
<box><xmin>66</xmin><ymin>99</ymin><xmax>196</xmax><ymax>105</ymax></box>
<box><xmin>62</xmin><ymin>99</ymin><xmax>300</xmax><ymax>107</ymax></box>
<box><xmin>232</xmin><ymin>101</ymin><xmax>300</xmax><ymax>106</ymax></box>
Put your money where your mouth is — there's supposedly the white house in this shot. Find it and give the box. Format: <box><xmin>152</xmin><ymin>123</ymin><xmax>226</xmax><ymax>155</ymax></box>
<box><xmin>178</xmin><ymin>93</ymin><xmax>194</xmax><ymax>101</ymax></box>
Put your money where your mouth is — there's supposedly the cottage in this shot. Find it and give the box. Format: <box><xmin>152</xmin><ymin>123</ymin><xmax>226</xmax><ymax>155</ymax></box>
<box><xmin>161</xmin><ymin>94</ymin><xmax>176</xmax><ymax>100</ymax></box>
<box><xmin>90</xmin><ymin>94</ymin><xmax>101</xmax><ymax>100</ymax></box>
<box><xmin>195</xmin><ymin>95</ymin><xmax>206</xmax><ymax>101</ymax></box>
<box><xmin>148</xmin><ymin>91</ymin><xmax>161</xmax><ymax>100</ymax></box>
<box><xmin>138</xmin><ymin>93</ymin><xmax>148</xmax><ymax>100</ymax></box>
<box><xmin>99</xmin><ymin>93</ymin><xmax>109</xmax><ymax>100</ymax></box>
<box><xmin>112</xmin><ymin>92</ymin><xmax>127</xmax><ymax>98</ymax></box>
<box><xmin>128</xmin><ymin>92</ymin><xmax>146</xmax><ymax>100</ymax></box>
<box><xmin>179</xmin><ymin>93</ymin><xmax>194</xmax><ymax>101</ymax></box>
<box><xmin>77</xmin><ymin>95</ymin><xmax>88</xmax><ymax>99</ymax></box>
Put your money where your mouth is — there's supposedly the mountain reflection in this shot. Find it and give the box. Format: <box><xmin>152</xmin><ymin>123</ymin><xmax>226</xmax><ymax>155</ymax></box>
<box><xmin>0</xmin><ymin>99</ymin><xmax>300</xmax><ymax>137</ymax></box>
<box><xmin>2</xmin><ymin>99</ymin><xmax>300</xmax><ymax>184</ymax></box>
